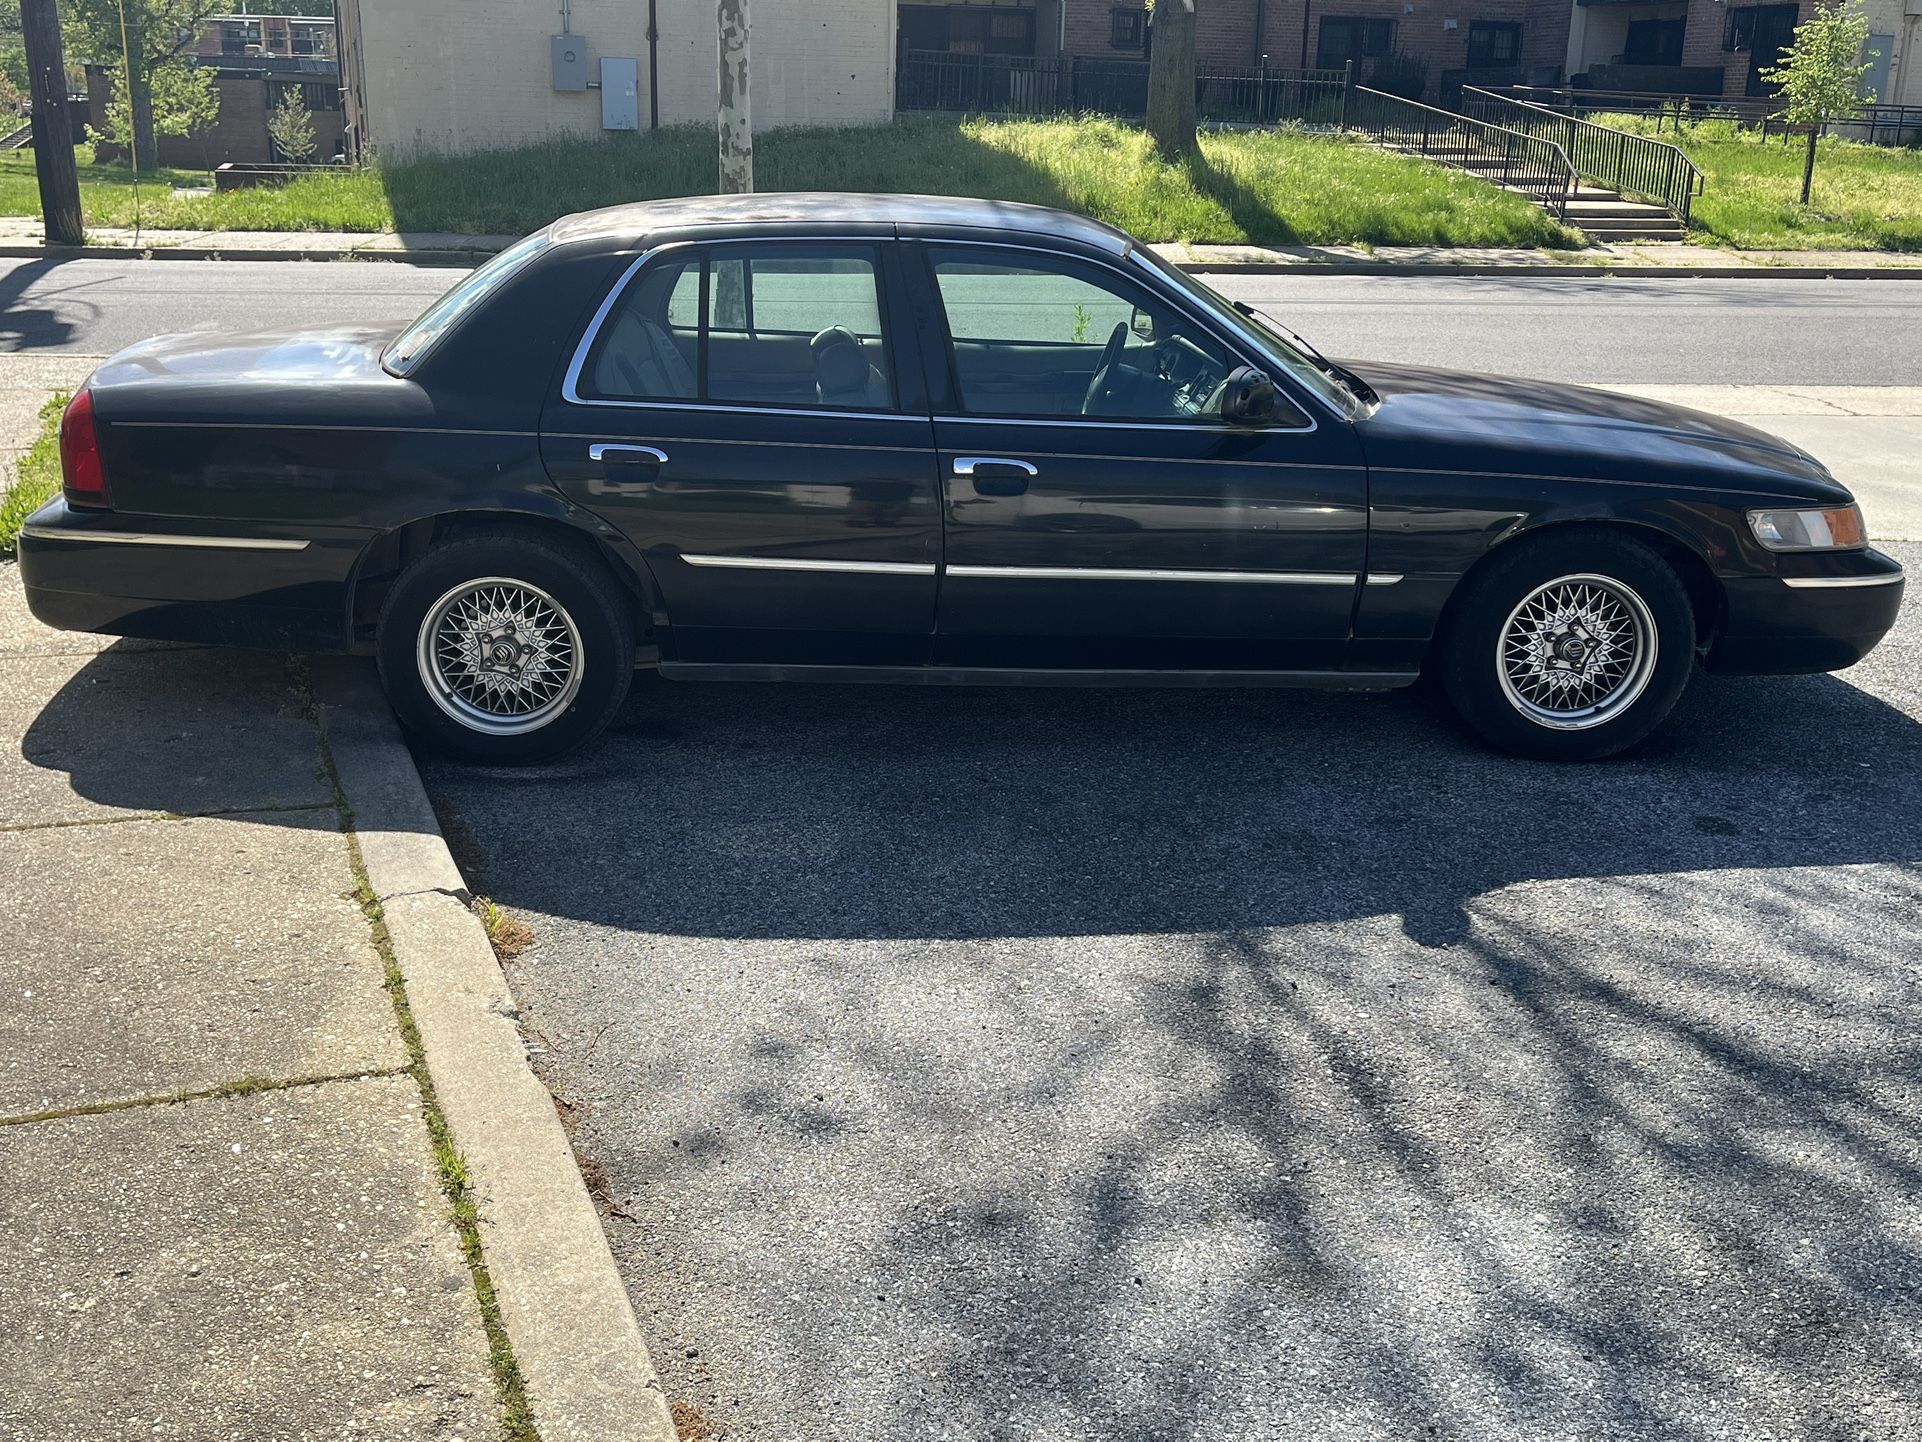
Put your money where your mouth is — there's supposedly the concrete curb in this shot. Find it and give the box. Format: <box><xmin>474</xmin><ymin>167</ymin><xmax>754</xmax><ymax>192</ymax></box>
<box><xmin>4</xmin><ymin>238</ymin><xmax>1921</xmax><ymax>278</ymax></box>
<box><xmin>312</xmin><ymin>656</ymin><xmax>678</xmax><ymax>1442</ymax></box>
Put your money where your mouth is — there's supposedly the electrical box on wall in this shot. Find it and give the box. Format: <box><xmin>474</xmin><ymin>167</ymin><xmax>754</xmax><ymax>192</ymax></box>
<box><xmin>602</xmin><ymin>57</ymin><xmax>641</xmax><ymax>130</ymax></box>
<box><xmin>552</xmin><ymin>34</ymin><xmax>587</xmax><ymax>92</ymax></box>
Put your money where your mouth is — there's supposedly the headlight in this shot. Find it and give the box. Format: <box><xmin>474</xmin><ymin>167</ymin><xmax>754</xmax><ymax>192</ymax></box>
<box><xmin>1747</xmin><ymin>504</ymin><xmax>1866</xmax><ymax>551</ymax></box>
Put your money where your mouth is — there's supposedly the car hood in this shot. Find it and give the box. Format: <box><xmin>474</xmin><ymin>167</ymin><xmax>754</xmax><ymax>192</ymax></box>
<box><xmin>1345</xmin><ymin>360</ymin><xmax>1843</xmax><ymax>500</ymax></box>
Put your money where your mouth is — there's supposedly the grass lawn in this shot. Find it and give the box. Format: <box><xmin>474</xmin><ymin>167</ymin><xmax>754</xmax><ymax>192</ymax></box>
<box><xmin>1600</xmin><ymin>115</ymin><xmax>1922</xmax><ymax>251</ymax></box>
<box><xmin>0</xmin><ymin>117</ymin><xmax>1576</xmax><ymax>249</ymax></box>
<box><xmin>0</xmin><ymin>394</ymin><xmax>66</xmax><ymax>556</ymax></box>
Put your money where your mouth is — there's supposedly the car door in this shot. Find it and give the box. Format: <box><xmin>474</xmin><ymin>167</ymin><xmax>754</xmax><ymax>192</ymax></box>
<box><xmin>540</xmin><ymin>236</ymin><xmax>941</xmax><ymax>666</ymax></box>
<box><xmin>905</xmin><ymin>241</ymin><xmax>1369</xmax><ymax>672</ymax></box>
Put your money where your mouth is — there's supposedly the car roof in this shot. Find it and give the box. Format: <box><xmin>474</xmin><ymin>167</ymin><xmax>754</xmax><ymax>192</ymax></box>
<box><xmin>547</xmin><ymin>191</ymin><xmax>1134</xmax><ymax>256</ymax></box>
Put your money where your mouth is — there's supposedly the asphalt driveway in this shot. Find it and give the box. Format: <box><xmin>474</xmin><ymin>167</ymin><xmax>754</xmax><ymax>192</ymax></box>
<box><xmin>420</xmin><ymin>542</ymin><xmax>1922</xmax><ymax>1442</ymax></box>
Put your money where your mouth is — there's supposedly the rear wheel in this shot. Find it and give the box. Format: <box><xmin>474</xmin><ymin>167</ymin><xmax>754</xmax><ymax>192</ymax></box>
<box><xmin>376</xmin><ymin>533</ymin><xmax>633</xmax><ymax>763</ymax></box>
<box><xmin>1437</xmin><ymin>530</ymin><xmax>1696</xmax><ymax>761</ymax></box>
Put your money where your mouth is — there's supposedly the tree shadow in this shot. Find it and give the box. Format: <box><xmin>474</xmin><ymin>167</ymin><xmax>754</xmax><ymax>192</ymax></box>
<box><xmin>18</xmin><ymin>593</ymin><xmax>1922</xmax><ymax>1439</ymax></box>
<box><xmin>1185</xmin><ymin>147</ymin><xmax>1303</xmax><ymax>248</ymax></box>
<box><xmin>0</xmin><ymin>258</ymin><xmax>93</xmax><ymax>351</ymax></box>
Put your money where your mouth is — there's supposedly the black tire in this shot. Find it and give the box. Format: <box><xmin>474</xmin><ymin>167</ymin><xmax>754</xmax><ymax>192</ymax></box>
<box><xmin>376</xmin><ymin>531</ymin><xmax>634</xmax><ymax>764</ymax></box>
<box><xmin>1436</xmin><ymin>528</ymin><xmax>1696</xmax><ymax>762</ymax></box>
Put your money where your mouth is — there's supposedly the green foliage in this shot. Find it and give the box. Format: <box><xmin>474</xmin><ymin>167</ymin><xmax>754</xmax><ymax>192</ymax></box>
<box><xmin>1597</xmin><ymin>110</ymin><xmax>1922</xmax><ymax>250</ymax></box>
<box><xmin>154</xmin><ymin>61</ymin><xmax>219</xmax><ymax>142</ymax></box>
<box><xmin>0</xmin><ymin>393</ymin><xmax>67</xmax><ymax>557</ymax></box>
<box><xmin>1761</xmin><ymin>2</ymin><xmax>1876</xmax><ymax>126</ymax></box>
<box><xmin>267</xmin><ymin>86</ymin><xmax>316</xmax><ymax>164</ymax></box>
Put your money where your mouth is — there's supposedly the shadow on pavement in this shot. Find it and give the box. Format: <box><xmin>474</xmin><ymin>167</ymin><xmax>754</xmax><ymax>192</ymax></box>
<box><xmin>22</xmin><ymin>637</ymin><xmax>1922</xmax><ymax>1439</ymax></box>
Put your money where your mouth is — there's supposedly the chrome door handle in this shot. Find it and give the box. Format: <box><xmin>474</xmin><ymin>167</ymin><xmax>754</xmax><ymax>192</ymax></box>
<box><xmin>589</xmin><ymin>443</ymin><xmax>669</xmax><ymax>466</ymax></box>
<box><xmin>952</xmin><ymin>456</ymin><xmax>1037</xmax><ymax>478</ymax></box>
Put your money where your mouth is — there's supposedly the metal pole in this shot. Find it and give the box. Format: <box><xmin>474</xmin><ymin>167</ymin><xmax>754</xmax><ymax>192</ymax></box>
<box><xmin>21</xmin><ymin>0</ymin><xmax>82</xmax><ymax>247</ymax></box>
<box><xmin>1340</xmin><ymin>58</ymin><xmax>1354</xmax><ymax>130</ymax></box>
<box><xmin>717</xmin><ymin>0</ymin><xmax>752</xmax><ymax>194</ymax></box>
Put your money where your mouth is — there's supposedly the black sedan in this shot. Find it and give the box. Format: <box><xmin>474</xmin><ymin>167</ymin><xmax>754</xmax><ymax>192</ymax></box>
<box><xmin>19</xmin><ymin>194</ymin><xmax>1904</xmax><ymax>762</ymax></box>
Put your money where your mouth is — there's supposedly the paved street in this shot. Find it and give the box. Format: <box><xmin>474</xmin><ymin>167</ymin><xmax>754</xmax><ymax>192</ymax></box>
<box><xmin>3</xmin><ymin>256</ymin><xmax>1922</xmax><ymax>386</ymax></box>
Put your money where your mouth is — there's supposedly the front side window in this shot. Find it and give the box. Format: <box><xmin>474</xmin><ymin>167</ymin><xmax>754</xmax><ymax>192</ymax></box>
<box><xmin>581</xmin><ymin>244</ymin><xmax>895</xmax><ymax>412</ymax></box>
<box><xmin>384</xmin><ymin>228</ymin><xmax>551</xmax><ymax>377</ymax></box>
<box><xmin>928</xmin><ymin>247</ymin><xmax>1251</xmax><ymax>423</ymax></box>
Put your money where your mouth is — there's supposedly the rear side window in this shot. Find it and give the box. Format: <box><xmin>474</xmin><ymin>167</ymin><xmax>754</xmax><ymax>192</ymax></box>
<box><xmin>384</xmin><ymin>229</ymin><xmax>551</xmax><ymax>377</ymax></box>
<box><xmin>577</xmin><ymin>244</ymin><xmax>895</xmax><ymax>413</ymax></box>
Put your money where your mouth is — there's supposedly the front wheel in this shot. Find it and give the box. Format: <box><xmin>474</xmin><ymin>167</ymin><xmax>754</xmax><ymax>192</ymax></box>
<box><xmin>1437</xmin><ymin>530</ymin><xmax>1696</xmax><ymax>761</ymax></box>
<box><xmin>376</xmin><ymin>533</ymin><xmax>634</xmax><ymax>764</ymax></box>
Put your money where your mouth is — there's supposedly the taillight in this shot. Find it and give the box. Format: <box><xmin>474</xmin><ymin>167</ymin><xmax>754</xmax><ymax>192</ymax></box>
<box><xmin>60</xmin><ymin>388</ymin><xmax>110</xmax><ymax>509</ymax></box>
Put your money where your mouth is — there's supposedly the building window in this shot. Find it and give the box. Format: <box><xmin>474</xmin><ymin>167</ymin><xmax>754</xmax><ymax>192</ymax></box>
<box><xmin>1724</xmin><ymin>3</ymin><xmax>1796</xmax><ymax>52</ymax></box>
<box><xmin>1622</xmin><ymin>17</ymin><xmax>1686</xmax><ymax>66</ymax></box>
<box><xmin>1465</xmin><ymin>21</ymin><xmax>1521</xmax><ymax>67</ymax></box>
<box><xmin>1111</xmin><ymin>7</ymin><xmax>1145</xmax><ymax>49</ymax></box>
<box><xmin>219</xmin><ymin>20</ymin><xmax>261</xmax><ymax>56</ymax></box>
<box><xmin>1316</xmin><ymin>16</ymin><xmax>1396</xmax><ymax>70</ymax></box>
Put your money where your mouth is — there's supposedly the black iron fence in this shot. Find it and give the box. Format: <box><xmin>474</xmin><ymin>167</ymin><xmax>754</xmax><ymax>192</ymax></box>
<box><xmin>1346</xmin><ymin>86</ymin><xmax>1576</xmax><ymax>218</ymax></box>
<box><xmin>1477</xmin><ymin>85</ymin><xmax>1922</xmax><ymax>148</ymax></box>
<box><xmin>1460</xmin><ymin>86</ymin><xmax>1703</xmax><ymax>221</ymax></box>
<box><xmin>895</xmin><ymin>50</ymin><xmax>1347</xmax><ymax>127</ymax></box>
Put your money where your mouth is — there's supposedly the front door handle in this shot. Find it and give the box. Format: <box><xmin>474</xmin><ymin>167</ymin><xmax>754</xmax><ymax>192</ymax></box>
<box><xmin>590</xmin><ymin>443</ymin><xmax>669</xmax><ymax>467</ymax></box>
<box><xmin>953</xmin><ymin>455</ymin><xmax>1036</xmax><ymax>497</ymax></box>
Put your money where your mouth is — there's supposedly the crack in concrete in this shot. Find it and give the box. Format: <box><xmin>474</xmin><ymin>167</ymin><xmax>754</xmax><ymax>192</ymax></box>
<box><xmin>0</xmin><ymin>801</ymin><xmax>337</xmax><ymax>835</ymax></box>
<box><xmin>0</xmin><ymin>1066</ymin><xmax>415</xmax><ymax>1130</ymax></box>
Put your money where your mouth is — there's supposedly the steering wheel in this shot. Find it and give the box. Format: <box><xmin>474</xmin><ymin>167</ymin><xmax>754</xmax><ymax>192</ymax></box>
<box><xmin>1080</xmin><ymin>322</ymin><xmax>1130</xmax><ymax>416</ymax></box>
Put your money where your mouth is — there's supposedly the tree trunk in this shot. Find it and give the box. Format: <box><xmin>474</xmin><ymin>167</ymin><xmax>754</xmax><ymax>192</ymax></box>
<box><xmin>20</xmin><ymin>0</ymin><xmax>82</xmax><ymax>245</ymax></box>
<box><xmin>1146</xmin><ymin>0</ymin><xmax>1197</xmax><ymax>162</ymax></box>
<box><xmin>1799</xmin><ymin>126</ymin><xmax>1817</xmax><ymax>206</ymax></box>
<box><xmin>128</xmin><ymin>62</ymin><xmax>158</xmax><ymax>172</ymax></box>
<box><xmin>717</xmin><ymin>0</ymin><xmax>753</xmax><ymax>194</ymax></box>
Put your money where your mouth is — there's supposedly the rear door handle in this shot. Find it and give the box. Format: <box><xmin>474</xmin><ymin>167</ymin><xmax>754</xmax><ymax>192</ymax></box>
<box><xmin>953</xmin><ymin>456</ymin><xmax>1036</xmax><ymax>497</ymax></box>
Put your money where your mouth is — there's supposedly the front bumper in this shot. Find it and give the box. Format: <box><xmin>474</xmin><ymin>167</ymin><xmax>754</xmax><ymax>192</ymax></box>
<box><xmin>18</xmin><ymin>497</ymin><xmax>352</xmax><ymax>651</ymax></box>
<box><xmin>1706</xmin><ymin>548</ymin><xmax>1906</xmax><ymax>674</ymax></box>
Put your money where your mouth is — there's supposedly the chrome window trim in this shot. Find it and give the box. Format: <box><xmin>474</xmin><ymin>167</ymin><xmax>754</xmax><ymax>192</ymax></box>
<box><xmin>560</xmin><ymin>235</ymin><xmax>914</xmax><ymax>422</ymax></box>
<box><xmin>1780</xmin><ymin>572</ymin><xmax>1904</xmax><ymax>589</ymax></box>
<box><xmin>20</xmin><ymin>525</ymin><xmax>310</xmax><ymax>552</ymax></box>
<box><xmin>681</xmin><ymin>554</ymin><xmax>937</xmax><ymax>576</ymax></box>
<box><xmin>945</xmin><ymin>564</ymin><xmax>1356</xmax><ymax>586</ymax></box>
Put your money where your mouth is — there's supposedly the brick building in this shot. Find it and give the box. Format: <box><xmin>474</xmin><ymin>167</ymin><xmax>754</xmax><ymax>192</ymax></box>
<box><xmin>906</xmin><ymin>0</ymin><xmax>1571</xmax><ymax>98</ymax></box>
<box><xmin>85</xmin><ymin>13</ymin><xmax>343</xmax><ymax>169</ymax></box>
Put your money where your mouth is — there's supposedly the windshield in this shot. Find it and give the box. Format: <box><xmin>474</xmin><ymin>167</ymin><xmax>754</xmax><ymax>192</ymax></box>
<box><xmin>1133</xmin><ymin>249</ymin><xmax>1362</xmax><ymax>415</ymax></box>
<box><xmin>383</xmin><ymin>229</ymin><xmax>552</xmax><ymax>377</ymax></box>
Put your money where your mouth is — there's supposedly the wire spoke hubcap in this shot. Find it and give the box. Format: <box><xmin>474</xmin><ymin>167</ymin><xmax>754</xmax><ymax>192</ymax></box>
<box><xmin>1497</xmin><ymin>572</ymin><xmax>1658</xmax><ymax>731</ymax></box>
<box><xmin>416</xmin><ymin>577</ymin><xmax>584</xmax><ymax>736</ymax></box>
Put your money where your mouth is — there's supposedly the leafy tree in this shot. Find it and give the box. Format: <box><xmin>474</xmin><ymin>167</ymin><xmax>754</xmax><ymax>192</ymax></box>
<box><xmin>1144</xmin><ymin>0</ymin><xmax>1196</xmax><ymax>161</ymax></box>
<box><xmin>62</xmin><ymin>0</ymin><xmax>229</xmax><ymax>170</ymax></box>
<box><xmin>1761</xmin><ymin>0</ymin><xmax>1879</xmax><ymax>205</ymax></box>
<box><xmin>266</xmin><ymin>83</ymin><xmax>314</xmax><ymax>163</ymax></box>
<box><xmin>154</xmin><ymin>59</ymin><xmax>218</xmax><ymax>175</ymax></box>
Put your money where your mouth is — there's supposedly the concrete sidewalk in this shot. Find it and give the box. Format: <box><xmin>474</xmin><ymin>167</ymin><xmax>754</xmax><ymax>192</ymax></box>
<box><xmin>0</xmin><ymin>574</ymin><xmax>507</xmax><ymax>1439</ymax></box>
<box><xmin>0</xmin><ymin>374</ymin><xmax>678</xmax><ymax>1437</ymax></box>
<box><xmin>0</xmin><ymin>215</ymin><xmax>1918</xmax><ymax>275</ymax></box>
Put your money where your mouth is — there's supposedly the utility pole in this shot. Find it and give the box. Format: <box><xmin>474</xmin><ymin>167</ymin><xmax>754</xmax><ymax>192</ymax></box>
<box><xmin>717</xmin><ymin>0</ymin><xmax>752</xmax><ymax>194</ymax></box>
<box><xmin>21</xmin><ymin>0</ymin><xmax>83</xmax><ymax>246</ymax></box>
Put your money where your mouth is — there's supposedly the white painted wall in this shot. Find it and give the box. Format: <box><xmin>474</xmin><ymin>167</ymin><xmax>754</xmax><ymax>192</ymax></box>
<box><xmin>345</xmin><ymin>0</ymin><xmax>896</xmax><ymax>158</ymax></box>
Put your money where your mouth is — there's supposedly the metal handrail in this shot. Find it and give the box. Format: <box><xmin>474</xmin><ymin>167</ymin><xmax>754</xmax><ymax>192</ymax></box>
<box><xmin>1345</xmin><ymin>86</ymin><xmax>1577</xmax><ymax>219</ymax></box>
<box><xmin>1477</xmin><ymin>84</ymin><xmax>1922</xmax><ymax>148</ymax></box>
<box><xmin>1460</xmin><ymin>85</ymin><xmax>1704</xmax><ymax>223</ymax></box>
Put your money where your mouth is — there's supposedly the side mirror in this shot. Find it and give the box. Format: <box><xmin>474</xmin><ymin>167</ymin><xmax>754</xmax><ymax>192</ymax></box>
<box><xmin>1129</xmin><ymin>305</ymin><xmax>1157</xmax><ymax>342</ymax></box>
<box><xmin>1221</xmin><ymin>365</ymin><xmax>1277</xmax><ymax>424</ymax></box>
